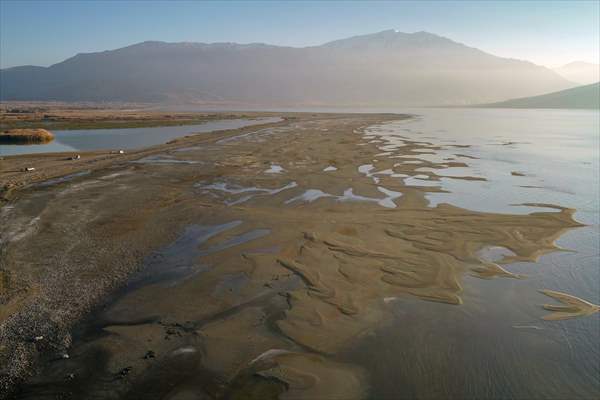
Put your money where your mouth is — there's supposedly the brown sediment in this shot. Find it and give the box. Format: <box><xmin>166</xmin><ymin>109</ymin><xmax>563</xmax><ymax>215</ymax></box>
<box><xmin>437</xmin><ymin>175</ymin><xmax>487</xmax><ymax>181</ymax></box>
<box><xmin>197</xmin><ymin>306</ymin><xmax>293</xmax><ymax>381</ymax></box>
<box><xmin>455</xmin><ymin>153</ymin><xmax>479</xmax><ymax>159</ymax></box>
<box><xmin>470</xmin><ymin>262</ymin><xmax>524</xmax><ymax>280</ymax></box>
<box><xmin>254</xmin><ymin>351</ymin><xmax>367</xmax><ymax>400</ymax></box>
<box><xmin>0</xmin><ymin>271</ymin><xmax>37</xmax><ymax>322</ymax></box>
<box><xmin>0</xmin><ymin>111</ymin><xmax>586</xmax><ymax>398</ymax></box>
<box><xmin>0</xmin><ymin>129</ymin><xmax>54</xmax><ymax>144</ymax></box>
<box><xmin>442</xmin><ymin>161</ymin><xmax>469</xmax><ymax>168</ymax></box>
<box><xmin>0</xmin><ymin>102</ymin><xmax>280</xmax><ymax>130</ymax></box>
<box><xmin>539</xmin><ymin>289</ymin><xmax>600</xmax><ymax>320</ymax></box>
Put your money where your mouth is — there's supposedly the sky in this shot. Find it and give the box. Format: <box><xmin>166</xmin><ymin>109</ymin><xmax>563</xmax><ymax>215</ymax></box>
<box><xmin>1</xmin><ymin>0</ymin><xmax>598</xmax><ymax>69</ymax></box>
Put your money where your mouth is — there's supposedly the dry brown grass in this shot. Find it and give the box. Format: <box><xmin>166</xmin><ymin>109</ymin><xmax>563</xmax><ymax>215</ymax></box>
<box><xmin>0</xmin><ymin>128</ymin><xmax>54</xmax><ymax>143</ymax></box>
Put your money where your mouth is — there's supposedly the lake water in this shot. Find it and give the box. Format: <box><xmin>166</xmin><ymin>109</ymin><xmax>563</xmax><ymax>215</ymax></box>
<box><xmin>345</xmin><ymin>108</ymin><xmax>600</xmax><ymax>399</ymax></box>
<box><xmin>0</xmin><ymin>117</ymin><xmax>281</xmax><ymax>156</ymax></box>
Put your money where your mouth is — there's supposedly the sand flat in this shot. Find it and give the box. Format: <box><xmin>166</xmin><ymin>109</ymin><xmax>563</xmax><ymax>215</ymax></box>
<box><xmin>0</xmin><ymin>111</ymin><xmax>589</xmax><ymax>398</ymax></box>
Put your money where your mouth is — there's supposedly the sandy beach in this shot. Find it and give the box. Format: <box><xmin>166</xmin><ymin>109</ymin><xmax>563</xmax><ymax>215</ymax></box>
<box><xmin>0</xmin><ymin>111</ymin><xmax>589</xmax><ymax>399</ymax></box>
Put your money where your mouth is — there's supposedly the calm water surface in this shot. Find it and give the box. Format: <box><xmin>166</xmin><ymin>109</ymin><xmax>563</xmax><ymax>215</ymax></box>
<box><xmin>347</xmin><ymin>108</ymin><xmax>599</xmax><ymax>399</ymax></box>
<box><xmin>0</xmin><ymin>117</ymin><xmax>281</xmax><ymax>156</ymax></box>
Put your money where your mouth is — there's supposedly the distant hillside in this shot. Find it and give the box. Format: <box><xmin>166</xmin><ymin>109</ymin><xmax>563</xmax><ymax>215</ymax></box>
<box><xmin>482</xmin><ymin>82</ymin><xmax>599</xmax><ymax>109</ymax></box>
<box><xmin>0</xmin><ymin>30</ymin><xmax>575</xmax><ymax>107</ymax></box>
<box><xmin>553</xmin><ymin>61</ymin><xmax>599</xmax><ymax>85</ymax></box>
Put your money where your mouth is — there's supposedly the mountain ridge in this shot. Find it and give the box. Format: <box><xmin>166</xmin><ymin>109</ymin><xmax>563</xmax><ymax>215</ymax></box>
<box><xmin>0</xmin><ymin>30</ymin><xmax>576</xmax><ymax>106</ymax></box>
<box><xmin>481</xmin><ymin>82</ymin><xmax>599</xmax><ymax>109</ymax></box>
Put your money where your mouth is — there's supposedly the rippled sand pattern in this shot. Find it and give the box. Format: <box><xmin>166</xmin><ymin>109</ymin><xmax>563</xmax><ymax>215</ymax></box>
<box><xmin>267</xmin><ymin>203</ymin><xmax>582</xmax><ymax>354</ymax></box>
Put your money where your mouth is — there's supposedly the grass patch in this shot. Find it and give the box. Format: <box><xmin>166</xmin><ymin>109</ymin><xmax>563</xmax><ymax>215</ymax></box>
<box><xmin>0</xmin><ymin>129</ymin><xmax>54</xmax><ymax>143</ymax></box>
<box><xmin>0</xmin><ymin>114</ymin><xmax>259</xmax><ymax>131</ymax></box>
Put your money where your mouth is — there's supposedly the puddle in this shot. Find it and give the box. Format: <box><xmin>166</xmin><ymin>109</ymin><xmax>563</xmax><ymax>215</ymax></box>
<box><xmin>286</xmin><ymin>187</ymin><xmax>402</xmax><ymax>209</ymax></box>
<box><xmin>339</xmin><ymin>187</ymin><xmax>402</xmax><ymax>208</ymax></box>
<box><xmin>127</xmin><ymin>222</ymin><xmax>271</xmax><ymax>291</ymax></box>
<box><xmin>200</xmin><ymin>229</ymin><xmax>271</xmax><ymax>255</ymax></box>
<box><xmin>264</xmin><ymin>164</ymin><xmax>285</xmax><ymax>174</ymax></box>
<box><xmin>358</xmin><ymin>164</ymin><xmax>407</xmax><ymax>183</ymax></box>
<box><xmin>196</xmin><ymin>181</ymin><xmax>298</xmax><ymax>206</ymax></box>
<box><xmin>323</xmin><ymin>166</ymin><xmax>338</xmax><ymax>172</ymax></box>
<box><xmin>477</xmin><ymin>246</ymin><xmax>517</xmax><ymax>263</ymax></box>
<box><xmin>285</xmin><ymin>189</ymin><xmax>334</xmax><ymax>204</ymax></box>
<box><xmin>358</xmin><ymin>164</ymin><xmax>375</xmax><ymax>176</ymax></box>
<box><xmin>127</xmin><ymin>221</ymin><xmax>242</xmax><ymax>289</ymax></box>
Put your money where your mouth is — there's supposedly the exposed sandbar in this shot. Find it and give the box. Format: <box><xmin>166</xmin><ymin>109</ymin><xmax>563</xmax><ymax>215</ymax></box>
<box><xmin>0</xmin><ymin>111</ymin><xmax>586</xmax><ymax>398</ymax></box>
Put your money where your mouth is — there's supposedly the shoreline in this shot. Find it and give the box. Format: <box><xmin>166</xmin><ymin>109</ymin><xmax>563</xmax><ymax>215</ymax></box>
<box><xmin>0</xmin><ymin>103</ymin><xmax>283</xmax><ymax>131</ymax></box>
<box><xmin>0</xmin><ymin>111</ymin><xmax>587</xmax><ymax>399</ymax></box>
<box><xmin>0</xmin><ymin>113</ymin><xmax>352</xmax><ymax>203</ymax></box>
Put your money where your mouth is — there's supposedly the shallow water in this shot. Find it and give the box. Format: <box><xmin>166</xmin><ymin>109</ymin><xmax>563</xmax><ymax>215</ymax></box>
<box><xmin>0</xmin><ymin>117</ymin><xmax>281</xmax><ymax>156</ymax></box>
<box><xmin>126</xmin><ymin>221</ymin><xmax>243</xmax><ymax>290</ymax></box>
<box><xmin>346</xmin><ymin>108</ymin><xmax>600</xmax><ymax>399</ymax></box>
<box><xmin>196</xmin><ymin>181</ymin><xmax>298</xmax><ymax>206</ymax></box>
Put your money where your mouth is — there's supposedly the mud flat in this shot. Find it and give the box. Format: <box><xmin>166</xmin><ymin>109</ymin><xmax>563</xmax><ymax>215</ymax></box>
<box><xmin>0</xmin><ymin>111</ymin><xmax>589</xmax><ymax>399</ymax></box>
<box><xmin>0</xmin><ymin>102</ymin><xmax>280</xmax><ymax>130</ymax></box>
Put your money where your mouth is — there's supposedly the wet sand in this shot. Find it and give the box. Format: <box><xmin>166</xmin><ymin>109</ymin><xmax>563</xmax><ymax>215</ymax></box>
<box><xmin>0</xmin><ymin>112</ymin><xmax>589</xmax><ymax>399</ymax></box>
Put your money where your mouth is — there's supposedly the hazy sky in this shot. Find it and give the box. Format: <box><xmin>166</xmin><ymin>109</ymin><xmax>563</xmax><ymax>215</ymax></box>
<box><xmin>1</xmin><ymin>0</ymin><xmax>598</xmax><ymax>69</ymax></box>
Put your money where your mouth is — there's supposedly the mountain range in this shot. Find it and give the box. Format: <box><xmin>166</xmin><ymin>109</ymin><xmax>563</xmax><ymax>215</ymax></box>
<box><xmin>0</xmin><ymin>30</ymin><xmax>580</xmax><ymax>107</ymax></box>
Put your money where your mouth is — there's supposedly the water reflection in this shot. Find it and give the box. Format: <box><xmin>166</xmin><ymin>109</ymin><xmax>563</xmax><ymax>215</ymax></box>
<box><xmin>0</xmin><ymin>117</ymin><xmax>281</xmax><ymax>156</ymax></box>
